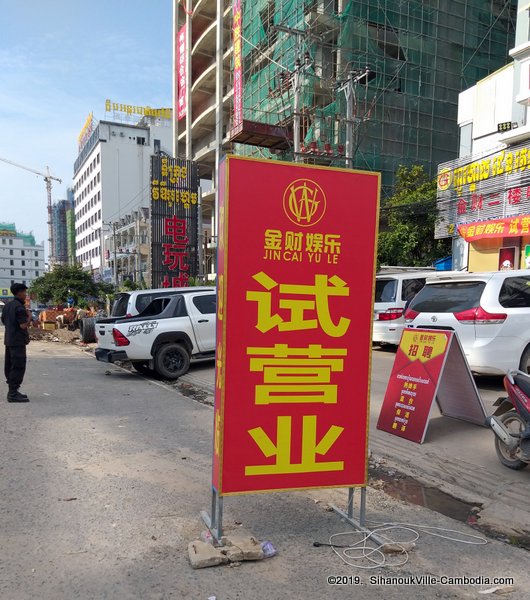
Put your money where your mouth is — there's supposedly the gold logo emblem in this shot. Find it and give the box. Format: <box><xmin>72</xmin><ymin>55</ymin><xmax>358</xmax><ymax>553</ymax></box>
<box><xmin>283</xmin><ymin>179</ymin><xmax>326</xmax><ymax>227</ymax></box>
<box><xmin>437</xmin><ymin>169</ymin><xmax>452</xmax><ymax>191</ymax></box>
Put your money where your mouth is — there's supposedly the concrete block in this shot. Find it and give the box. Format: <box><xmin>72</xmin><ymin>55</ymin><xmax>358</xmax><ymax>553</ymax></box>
<box><xmin>223</xmin><ymin>546</ymin><xmax>244</xmax><ymax>562</ymax></box>
<box><xmin>221</xmin><ymin>535</ymin><xmax>264</xmax><ymax>561</ymax></box>
<box><xmin>188</xmin><ymin>541</ymin><xmax>229</xmax><ymax>569</ymax></box>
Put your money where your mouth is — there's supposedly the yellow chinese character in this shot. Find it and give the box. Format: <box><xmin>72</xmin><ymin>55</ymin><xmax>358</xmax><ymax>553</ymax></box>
<box><xmin>245</xmin><ymin>415</ymin><xmax>344</xmax><ymax>475</ymax></box>
<box><xmin>216</xmin><ymin>342</ymin><xmax>223</xmax><ymax>390</ymax></box>
<box><xmin>396</xmin><ymin>409</ymin><xmax>401</xmax><ymax>416</ymax></box>
<box><xmin>324</xmin><ymin>234</ymin><xmax>341</xmax><ymax>254</ymax></box>
<box><xmin>214</xmin><ymin>410</ymin><xmax>221</xmax><ymax>456</ymax></box>
<box><xmin>217</xmin><ymin>274</ymin><xmax>225</xmax><ymax>320</ymax></box>
<box><xmin>392</xmin><ymin>422</ymin><xmax>398</xmax><ymax>430</ymax></box>
<box><xmin>467</xmin><ymin>225</ymin><xmax>476</xmax><ymax>236</ymax></box>
<box><xmin>522</xmin><ymin>217</ymin><xmax>530</xmax><ymax>235</ymax></box>
<box><xmin>306</xmin><ymin>233</ymin><xmax>324</xmax><ymax>253</ymax></box>
<box><xmin>246</xmin><ymin>272</ymin><xmax>351</xmax><ymax>337</ymax></box>
<box><xmin>285</xmin><ymin>231</ymin><xmax>303</xmax><ymax>251</ymax></box>
<box><xmin>400</xmin><ymin>425</ymin><xmax>406</xmax><ymax>432</ymax></box>
<box><xmin>509</xmin><ymin>218</ymin><xmax>520</xmax><ymax>235</ymax></box>
<box><xmin>247</xmin><ymin>344</ymin><xmax>347</xmax><ymax>404</ymax></box>
<box><xmin>484</xmin><ymin>224</ymin><xmax>495</xmax><ymax>234</ymax></box>
<box><xmin>264</xmin><ymin>229</ymin><xmax>282</xmax><ymax>251</ymax></box>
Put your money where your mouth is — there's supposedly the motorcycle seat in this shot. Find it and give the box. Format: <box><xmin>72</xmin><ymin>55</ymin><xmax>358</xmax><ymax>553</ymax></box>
<box><xmin>513</xmin><ymin>373</ymin><xmax>530</xmax><ymax>400</ymax></box>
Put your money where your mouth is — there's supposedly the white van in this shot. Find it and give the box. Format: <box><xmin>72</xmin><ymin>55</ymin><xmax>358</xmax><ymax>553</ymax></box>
<box><xmin>372</xmin><ymin>271</ymin><xmax>435</xmax><ymax>345</ymax></box>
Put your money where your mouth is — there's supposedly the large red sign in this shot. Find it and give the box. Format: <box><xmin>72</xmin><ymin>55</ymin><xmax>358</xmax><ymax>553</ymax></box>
<box><xmin>176</xmin><ymin>24</ymin><xmax>187</xmax><ymax>121</ymax></box>
<box><xmin>213</xmin><ymin>156</ymin><xmax>380</xmax><ymax>495</ymax></box>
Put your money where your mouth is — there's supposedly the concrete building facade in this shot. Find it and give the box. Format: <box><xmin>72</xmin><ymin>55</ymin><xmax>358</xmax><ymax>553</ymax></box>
<box><xmin>73</xmin><ymin>116</ymin><xmax>172</xmax><ymax>275</ymax></box>
<box><xmin>0</xmin><ymin>223</ymin><xmax>45</xmax><ymax>300</ymax></box>
<box><xmin>437</xmin><ymin>0</ymin><xmax>530</xmax><ymax>272</ymax></box>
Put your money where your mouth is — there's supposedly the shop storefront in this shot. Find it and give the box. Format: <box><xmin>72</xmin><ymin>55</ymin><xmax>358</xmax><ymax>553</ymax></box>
<box><xmin>436</xmin><ymin>140</ymin><xmax>530</xmax><ymax>272</ymax></box>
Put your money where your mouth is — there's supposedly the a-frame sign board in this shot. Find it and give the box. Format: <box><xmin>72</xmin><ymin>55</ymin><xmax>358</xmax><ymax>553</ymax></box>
<box><xmin>377</xmin><ymin>328</ymin><xmax>487</xmax><ymax>444</ymax></box>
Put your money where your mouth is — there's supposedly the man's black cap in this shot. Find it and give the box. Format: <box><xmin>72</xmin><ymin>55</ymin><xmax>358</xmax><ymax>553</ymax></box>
<box><xmin>10</xmin><ymin>283</ymin><xmax>28</xmax><ymax>296</ymax></box>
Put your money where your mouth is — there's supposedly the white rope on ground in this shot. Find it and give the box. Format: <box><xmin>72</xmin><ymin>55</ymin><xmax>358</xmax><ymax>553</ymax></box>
<box><xmin>323</xmin><ymin>521</ymin><xmax>488</xmax><ymax>569</ymax></box>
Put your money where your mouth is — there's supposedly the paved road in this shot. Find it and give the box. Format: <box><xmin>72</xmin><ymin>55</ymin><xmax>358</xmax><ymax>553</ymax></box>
<box><xmin>1</xmin><ymin>338</ymin><xmax>529</xmax><ymax>599</ymax></box>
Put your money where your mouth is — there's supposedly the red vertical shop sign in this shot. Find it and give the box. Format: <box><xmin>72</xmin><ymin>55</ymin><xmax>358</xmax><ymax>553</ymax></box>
<box><xmin>232</xmin><ymin>0</ymin><xmax>243</xmax><ymax>127</ymax></box>
<box><xmin>176</xmin><ymin>24</ymin><xmax>187</xmax><ymax>121</ymax></box>
<box><xmin>213</xmin><ymin>157</ymin><xmax>380</xmax><ymax>495</ymax></box>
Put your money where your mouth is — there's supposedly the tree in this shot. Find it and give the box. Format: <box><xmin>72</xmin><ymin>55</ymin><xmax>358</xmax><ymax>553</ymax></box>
<box><xmin>377</xmin><ymin>165</ymin><xmax>451</xmax><ymax>267</ymax></box>
<box><xmin>30</xmin><ymin>264</ymin><xmax>113</xmax><ymax>305</ymax></box>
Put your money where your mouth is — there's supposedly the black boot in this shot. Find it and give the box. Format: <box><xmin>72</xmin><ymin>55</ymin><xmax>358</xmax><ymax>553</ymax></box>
<box><xmin>7</xmin><ymin>389</ymin><xmax>29</xmax><ymax>402</ymax></box>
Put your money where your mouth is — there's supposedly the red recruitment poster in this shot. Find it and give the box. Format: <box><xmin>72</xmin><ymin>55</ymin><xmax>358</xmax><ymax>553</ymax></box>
<box><xmin>213</xmin><ymin>156</ymin><xmax>380</xmax><ymax>495</ymax></box>
<box><xmin>376</xmin><ymin>329</ymin><xmax>452</xmax><ymax>443</ymax></box>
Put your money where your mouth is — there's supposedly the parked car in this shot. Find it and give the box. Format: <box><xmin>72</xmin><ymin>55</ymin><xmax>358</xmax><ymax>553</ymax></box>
<box><xmin>372</xmin><ymin>271</ymin><xmax>434</xmax><ymax>345</ymax></box>
<box><xmin>404</xmin><ymin>269</ymin><xmax>530</xmax><ymax>375</ymax></box>
<box><xmin>95</xmin><ymin>289</ymin><xmax>216</xmax><ymax>379</ymax></box>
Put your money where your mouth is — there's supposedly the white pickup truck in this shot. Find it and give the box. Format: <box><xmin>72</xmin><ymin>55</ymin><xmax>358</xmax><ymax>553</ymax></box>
<box><xmin>95</xmin><ymin>289</ymin><xmax>216</xmax><ymax>379</ymax></box>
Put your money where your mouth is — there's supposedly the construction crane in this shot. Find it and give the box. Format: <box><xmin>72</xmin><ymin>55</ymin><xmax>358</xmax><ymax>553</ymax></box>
<box><xmin>0</xmin><ymin>157</ymin><xmax>62</xmax><ymax>265</ymax></box>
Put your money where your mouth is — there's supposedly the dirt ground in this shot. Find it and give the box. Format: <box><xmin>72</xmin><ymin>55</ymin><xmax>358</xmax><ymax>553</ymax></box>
<box><xmin>0</xmin><ymin>334</ymin><xmax>528</xmax><ymax>599</ymax></box>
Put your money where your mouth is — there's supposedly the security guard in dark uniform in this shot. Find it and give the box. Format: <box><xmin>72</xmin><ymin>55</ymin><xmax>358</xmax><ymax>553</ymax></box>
<box><xmin>1</xmin><ymin>283</ymin><xmax>30</xmax><ymax>402</ymax></box>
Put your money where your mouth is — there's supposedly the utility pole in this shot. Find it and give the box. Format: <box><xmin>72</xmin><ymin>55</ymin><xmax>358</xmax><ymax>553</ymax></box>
<box><xmin>293</xmin><ymin>54</ymin><xmax>302</xmax><ymax>162</ymax></box>
<box><xmin>338</xmin><ymin>67</ymin><xmax>373</xmax><ymax>169</ymax></box>
<box><xmin>112</xmin><ymin>222</ymin><xmax>118</xmax><ymax>286</ymax></box>
<box><xmin>273</xmin><ymin>25</ymin><xmax>316</xmax><ymax>163</ymax></box>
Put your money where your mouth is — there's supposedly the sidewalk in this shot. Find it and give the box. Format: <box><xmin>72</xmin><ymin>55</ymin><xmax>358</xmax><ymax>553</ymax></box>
<box><xmin>180</xmin><ymin>353</ymin><xmax>530</xmax><ymax>539</ymax></box>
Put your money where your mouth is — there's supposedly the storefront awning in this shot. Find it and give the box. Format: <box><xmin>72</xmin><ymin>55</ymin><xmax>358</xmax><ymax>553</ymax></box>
<box><xmin>458</xmin><ymin>214</ymin><xmax>530</xmax><ymax>242</ymax></box>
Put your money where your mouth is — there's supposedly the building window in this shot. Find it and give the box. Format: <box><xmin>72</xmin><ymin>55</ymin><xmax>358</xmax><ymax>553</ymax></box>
<box><xmin>21</xmin><ymin>260</ymin><xmax>25</xmax><ymax>266</ymax></box>
<box><xmin>34</xmin><ymin>250</ymin><xmax>38</xmax><ymax>257</ymax></box>
<box><xmin>35</xmin><ymin>271</ymin><xmax>39</xmax><ymax>276</ymax></box>
<box><xmin>9</xmin><ymin>239</ymin><xmax>13</xmax><ymax>245</ymax></box>
<box><xmin>97</xmin><ymin>153</ymin><xmax>100</xmax><ymax>164</ymax></box>
<box><xmin>10</xmin><ymin>269</ymin><xmax>14</xmax><ymax>276</ymax></box>
<box><xmin>21</xmin><ymin>270</ymin><xmax>26</xmax><ymax>276</ymax></box>
<box><xmin>35</xmin><ymin>261</ymin><xmax>39</xmax><ymax>266</ymax></box>
<box><xmin>1</xmin><ymin>239</ymin><xmax>5</xmax><ymax>244</ymax></box>
<box><xmin>9</xmin><ymin>249</ymin><xmax>13</xmax><ymax>255</ymax></box>
<box><xmin>10</xmin><ymin>259</ymin><xmax>13</xmax><ymax>265</ymax></box>
<box><xmin>21</xmin><ymin>250</ymin><xmax>25</xmax><ymax>256</ymax></box>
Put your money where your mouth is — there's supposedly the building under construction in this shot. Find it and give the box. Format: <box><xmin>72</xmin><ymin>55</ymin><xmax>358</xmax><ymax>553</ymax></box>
<box><xmin>51</xmin><ymin>196</ymin><xmax>75</xmax><ymax>266</ymax></box>
<box><xmin>176</xmin><ymin>0</ymin><xmax>516</xmax><ymax>272</ymax></box>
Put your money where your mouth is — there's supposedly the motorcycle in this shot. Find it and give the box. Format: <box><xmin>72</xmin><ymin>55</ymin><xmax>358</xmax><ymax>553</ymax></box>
<box><xmin>486</xmin><ymin>370</ymin><xmax>530</xmax><ymax>470</ymax></box>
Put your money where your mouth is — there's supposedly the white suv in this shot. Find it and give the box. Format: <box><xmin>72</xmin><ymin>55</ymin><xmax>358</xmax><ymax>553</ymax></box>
<box><xmin>404</xmin><ymin>270</ymin><xmax>530</xmax><ymax>375</ymax></box>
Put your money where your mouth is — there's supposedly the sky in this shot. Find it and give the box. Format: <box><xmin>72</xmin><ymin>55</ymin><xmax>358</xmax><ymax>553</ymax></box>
<box><xmin>0</xmin><ymin>0</ymin><xmax>173</xmax><ymax>253</ymax></box>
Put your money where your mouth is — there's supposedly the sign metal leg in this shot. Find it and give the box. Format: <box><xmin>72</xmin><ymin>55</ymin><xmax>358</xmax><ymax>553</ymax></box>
<box><xmin>200</xmin><ymin>488</ymin><xmax>224</xmax><ymax>544</ymax></box>
<box><xmin>331</xmin><ymin>487</ymin><xmax>386</xmax><ymax>546</ymax></box>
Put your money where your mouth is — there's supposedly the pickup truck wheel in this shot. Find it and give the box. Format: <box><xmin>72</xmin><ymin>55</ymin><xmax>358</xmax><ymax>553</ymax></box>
<box><xmin>80</xmin><ymin>317</ymin><xmax>97</xmax><ymax>343</ymax></box>
<box><xmin>154</xmin><ymin>343</ymin><xmax>190</xmax><ymax>379</ymax></box>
